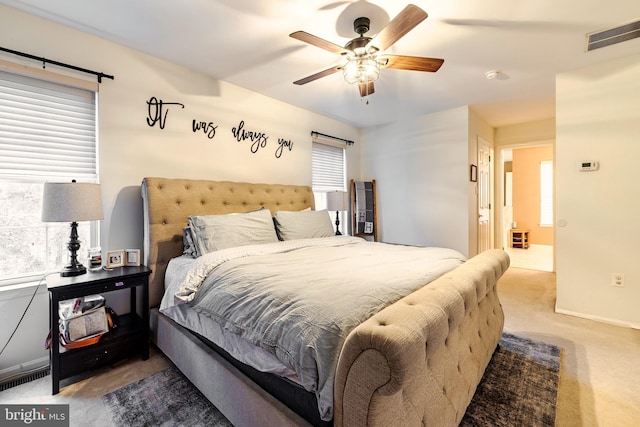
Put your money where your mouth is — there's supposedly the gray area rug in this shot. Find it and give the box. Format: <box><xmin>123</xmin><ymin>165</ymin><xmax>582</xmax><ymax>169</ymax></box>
<box><xmin>460</xmin><ymin>332</ymin><xmax>561</xmax><ymax>426</ymax></box>
<box><xmin>103</xmin><ymin>367</ymin><xmax>233</xmax><ymax>427</ymax></box>
<box><xmin>103</xmin><ymin>333</ymin><xmax>560</xmax><ymax>426</ymax></box>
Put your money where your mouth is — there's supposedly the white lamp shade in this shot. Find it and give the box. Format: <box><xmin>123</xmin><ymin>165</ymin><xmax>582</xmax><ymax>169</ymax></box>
<box><xmin>326</xmin><ymin>191</ymin><xmax>348</xmax><ymax>211</ymax></box>
<box><xmin>42</xmin><ymin>182</ymin><xmax>104</xmax><ymax>222</ymax></box>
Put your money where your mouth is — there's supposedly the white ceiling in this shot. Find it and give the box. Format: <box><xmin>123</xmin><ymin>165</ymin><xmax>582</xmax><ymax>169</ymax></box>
<box><xmin>3</xmin><ymin>0</ymin><xmax>640</xmax><ymax>128</ymax></box>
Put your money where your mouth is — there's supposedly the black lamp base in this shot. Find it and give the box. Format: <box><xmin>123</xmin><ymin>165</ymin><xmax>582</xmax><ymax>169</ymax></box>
<box><xmin>61</xmin><ymin>263</ymin><xmax>87</xmax><ymax>277</ymax></box>
<box><xmin>61</xmin><ymin>221</ymin><xmax>87</xmax><ymax>277</ymax></box>
<box><xmin>334</xmin><ymin>210</ymin><xmax>342</xmax><ymax>236</ymax></box>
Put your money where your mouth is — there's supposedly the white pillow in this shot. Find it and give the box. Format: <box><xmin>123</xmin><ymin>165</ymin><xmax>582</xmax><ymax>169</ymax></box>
<box><xmin>188</xmin><ymin>209</ymin><xmax>279</xmax><ymax>255</ymax></box>
<box><xmin>273</xmin><ymin>209</ymin><xmax>335</xmax><ymax>240</ymax></box>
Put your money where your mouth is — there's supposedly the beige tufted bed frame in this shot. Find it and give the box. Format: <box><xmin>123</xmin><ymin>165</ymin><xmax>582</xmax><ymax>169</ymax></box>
<box><xmin>141</xmin><ymin>177</ymin><xmax>510</xmax><ymax>427</ymax></box>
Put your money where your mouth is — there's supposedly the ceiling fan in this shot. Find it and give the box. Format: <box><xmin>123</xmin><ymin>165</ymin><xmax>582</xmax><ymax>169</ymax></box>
<box><xmin>290</xmin><ymin>4</ymin><xmax>444</xmax><ymax>97</ymax></box>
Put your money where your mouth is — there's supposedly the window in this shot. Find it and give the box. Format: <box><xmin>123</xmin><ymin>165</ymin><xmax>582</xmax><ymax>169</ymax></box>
<box><xmin>311</xmin><ymin>141</ymin><xmax>347</xmax><ymax>231</ymax></box>
<box><xmin>540</xmin><ymin>160</ymin><xmax>553</xmax><ymax>227</ymax></box>
<box><xmin>0</xmin><ymin>69</ymin><xmax>98</xmax><ymax>286</ymax></box>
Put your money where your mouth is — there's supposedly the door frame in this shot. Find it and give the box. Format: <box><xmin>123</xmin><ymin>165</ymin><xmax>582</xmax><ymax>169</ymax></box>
<box><xmin>477</xmin><ymin>137</ymin><xmax>493</xmax><ymax>253</ymax></box>
<box><xmin>496</xmin><ymin>140</ymin><xmax>555</xmax><ymax>270</ymax></box>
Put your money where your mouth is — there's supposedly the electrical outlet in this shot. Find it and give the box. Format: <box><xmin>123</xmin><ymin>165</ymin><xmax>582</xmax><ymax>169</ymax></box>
<box><xmin>612</xmin><ymin>273</ymin><xmax>625</xmax><ymax>288</ymax></box>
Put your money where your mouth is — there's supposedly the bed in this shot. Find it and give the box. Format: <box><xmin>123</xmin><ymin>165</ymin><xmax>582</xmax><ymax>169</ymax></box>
<box><xmin>141</xmin><ymin>177</ymin><xmax>509</xmax><ymax>427</ymax></box>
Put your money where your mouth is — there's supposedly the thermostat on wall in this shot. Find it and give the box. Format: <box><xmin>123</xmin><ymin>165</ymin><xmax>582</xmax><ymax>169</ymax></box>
<box><xmin>579</xmin><ymin>161</ymin><xmax>599</xmax><ymax>171</ymax></box>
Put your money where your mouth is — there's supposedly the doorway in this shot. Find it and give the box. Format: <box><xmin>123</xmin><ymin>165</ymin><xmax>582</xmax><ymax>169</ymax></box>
<box><xmin>500</xmin><ymin>144</ymin><xmax>554</xmax><ymax>272</ymax></box>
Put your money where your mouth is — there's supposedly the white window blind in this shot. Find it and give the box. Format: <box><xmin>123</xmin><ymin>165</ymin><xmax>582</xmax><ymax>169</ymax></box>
<box><xmin>312</xmin><ymin>142</ymin><xmax>345</xmax><ymax>192</ymax></box>
<box><xmin>540</xmin><ymin>160</ymin><xmax>553</xmax><ymax>226</ymax></box>
<box><xmin>0</xmin><ymin>70</ymin><xmax>97</xmax><ymax>179</ymax></box>
<box><xmin>0</xmin><ymin>69</ymin><xmax>98</xmax><ymax>286</ymax></box>
<box><xmin>312</xmin><ymin>141</ymin><xmax>347</xmax><ymax>234</ymax></box>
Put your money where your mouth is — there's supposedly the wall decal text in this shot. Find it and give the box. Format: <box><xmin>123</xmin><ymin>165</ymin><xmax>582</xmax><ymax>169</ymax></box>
<box><xmin>275</xmin><ymin>138</ymin><xmax>293</xmax><ymax>159</ymax></box>
<box><xmin>144</xmin><ymin>96</ymin><xmax>294</xmax><ymax>159</ymax></box>
<box><xmin>146</xmin><ymin>97</ymin><xmax>185</xmax><ymax>129</ymax></box>
<box><xmin>192</xmin><ymin>120</ymin><xmax>218</xmax><ymax>139</ymax></box>
<box><xmin>232</xmin><ymin>120</ymin><xmax>269</xmax><ymax>154</ymax></box>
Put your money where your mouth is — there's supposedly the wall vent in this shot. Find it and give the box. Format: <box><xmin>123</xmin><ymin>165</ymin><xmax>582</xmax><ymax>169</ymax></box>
<box><xmin>0</xmin><ymin>367</ymin><xmax>50</xmax><ymax>391</ymax></box>
<box><xmin>587</xmin><ymin>19</ymin><xmax>640</xmax><ymax>51</ymax></box>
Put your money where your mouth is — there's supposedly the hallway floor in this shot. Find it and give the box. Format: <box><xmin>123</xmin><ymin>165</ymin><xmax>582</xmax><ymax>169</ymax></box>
<box><xmin>505</xmin><ymin>243</ymin><xmax>553</xmax><ymax>272</ymax></box>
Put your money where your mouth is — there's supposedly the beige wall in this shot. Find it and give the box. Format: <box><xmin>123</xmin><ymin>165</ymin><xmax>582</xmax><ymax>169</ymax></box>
<box><xmin>360</xmin><ymin>107</ymin><xmax>471</xmax><ymax>255</ymax></box>
<box><xmin>0</xmin><ymin>4</ymin><xmax>361</xmax><ymax>376</ymax></box>
<box><xmin>556</xmin><ymin>52</ymin><xmax>640</xmax><ymax>328</ymax></box>
<box><xmin>360</xmin><ymin>106</ymin><xmax>494</xmax><ymax>258</ymax></box>
<box><xmin>495</xmin><ymin>118</ymin><xmax>555</xmax><ymax>147</ymax></box>
<box><xmin>512</xmin><ymin>146</ymin><xmax>553</xmax><ymax>245</ymax></box>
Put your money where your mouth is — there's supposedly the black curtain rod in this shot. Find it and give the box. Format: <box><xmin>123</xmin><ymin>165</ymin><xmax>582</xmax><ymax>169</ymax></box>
<box><xmin>311</xmin><ymin>131</ymin><xmax>354</xmax><ymax>146</ymax></box>
<box><xmin>0</xmin><ymin>46</ymin><xmax>114</xmax><ymax>83</ymax></box>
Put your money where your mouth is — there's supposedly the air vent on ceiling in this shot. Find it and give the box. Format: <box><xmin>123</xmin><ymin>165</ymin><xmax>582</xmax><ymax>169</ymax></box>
<box><xmin>587</xmin><ymin>18</ymin><xmax>640</xmax><ymax>51</ymax></box>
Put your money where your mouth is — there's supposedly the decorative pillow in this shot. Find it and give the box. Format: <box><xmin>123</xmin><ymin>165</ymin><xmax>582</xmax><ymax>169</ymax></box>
<box><xmin>273</xmin><ymin>209</ymin><xmax>335</xmax><ymax>240</ymax></box>
<box><xmin>188</xmin><ymin>208</ymin><xmax>279</xmax><ymax>255</ymax></box>
<box><xmin>182</xmin><ymin>227</ymin><xmax>197</xmax><ymax>257</ymax></box>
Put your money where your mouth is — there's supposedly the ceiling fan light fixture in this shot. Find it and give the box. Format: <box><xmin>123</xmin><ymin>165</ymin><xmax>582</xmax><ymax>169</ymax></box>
<box><xmin>290</xmin><ymin>5</ymin><xmax>442</xmax><ymax>96</ymax></box>
<box><xmin>343</xmin><ymin>57</ymin><xmax>380</xmax><ymax>84</ymax></box>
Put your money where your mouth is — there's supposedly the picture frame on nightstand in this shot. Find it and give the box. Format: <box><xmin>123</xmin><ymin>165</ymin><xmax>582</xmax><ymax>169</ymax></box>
<box><xmin>106</xmin><ymin>249</ymin><xmax>125</xmax><ymax>268</ymax></box>
<box><xmin>125</xmin><ymin>249</ymin><xmax>141</xmax><ymax>267</ymax></box>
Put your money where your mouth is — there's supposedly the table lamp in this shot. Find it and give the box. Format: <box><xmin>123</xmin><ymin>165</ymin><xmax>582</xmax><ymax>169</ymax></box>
<box><xmin>42</xmin><ymin>180</ymin><xmax>104</xmax><ymax>277</ymax></box>
<box><xmin>326</xmin><ymin>190</ymin><xmax>348</xmax><ymax>235</ymax></box>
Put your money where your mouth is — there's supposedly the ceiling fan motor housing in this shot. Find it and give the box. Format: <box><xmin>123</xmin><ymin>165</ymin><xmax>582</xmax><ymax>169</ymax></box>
<box><xmin>354</xmin><ymin>17</ymin><xmax>370</xmax><ymax>35</ymax></box>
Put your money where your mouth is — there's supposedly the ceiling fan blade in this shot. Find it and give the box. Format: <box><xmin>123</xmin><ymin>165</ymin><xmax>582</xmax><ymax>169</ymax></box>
<box><xmin>381</xmin><ymin>55</ymin><xmax>444</xmax><ymax>72</ymax></box>
<box><xmin>358</xmin><ymin>82</ymin><xmax>375</xmax><ymax>97</ymax></box>
<box><xmin>293</xmin><ymin>65</ymin><xmax>342</xmax><ymax>85</ymax></box>
<box><xmin>369</xmin><ymin>4</ymin><xmax>428</xmax><ymax>52</ymax></box>
<box><xmin>290</xmin><ymin>31</ymin><xmax>346</xmax><ymax>55</ymax></box>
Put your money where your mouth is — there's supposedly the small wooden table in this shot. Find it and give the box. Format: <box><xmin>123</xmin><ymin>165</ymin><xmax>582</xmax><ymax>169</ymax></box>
<box><xmin>510</xmin><ymin>229</ymin><xmax>530</xmax><ymax>249</ymax></box>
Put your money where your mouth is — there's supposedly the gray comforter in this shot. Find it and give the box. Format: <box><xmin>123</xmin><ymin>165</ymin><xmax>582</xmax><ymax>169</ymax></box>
<box><xmin>161</xmin><ymin>236</ymin><xmax>465</xmax><ymax>421</ymax></box>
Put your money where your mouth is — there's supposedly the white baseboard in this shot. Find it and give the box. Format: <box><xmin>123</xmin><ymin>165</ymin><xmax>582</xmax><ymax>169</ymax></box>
<box><xmin>555</xmin><ymin>306</ymin><xmax>640</xmax><ymax>330</ymax></box>
<box><xmin>0</xmin><ymin>356</ymin><xmax>49</xmax><ymax>383</ymax></box>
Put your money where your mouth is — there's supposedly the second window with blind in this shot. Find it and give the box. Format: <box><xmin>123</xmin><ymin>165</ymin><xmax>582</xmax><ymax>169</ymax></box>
<box><xmin>311</xmin><ymin>141</ymin><xmax>347</xmax><ymax>234</ymax></box>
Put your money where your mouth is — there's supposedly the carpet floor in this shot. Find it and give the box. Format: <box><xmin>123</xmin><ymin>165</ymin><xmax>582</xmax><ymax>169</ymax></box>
<box><xmin>102</xmin><ymin>333</ymin><xmax>560</xmax><ymax>426</ymax></box>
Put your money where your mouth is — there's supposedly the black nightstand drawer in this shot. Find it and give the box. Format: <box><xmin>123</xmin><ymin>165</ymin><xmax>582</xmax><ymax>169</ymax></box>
<box><xmin>49</xmin><ymin>270</ymin><xmax>149</xmax><ymax>300</ymax></box>
<box><xmin>59</xmin><ymin>330</ymin><xmax>145</xmax><ymax>378</ymax></box>
<box><xmin>59</xmin><ymin>333</ymin><xmax>144</xmax><ymax>378</ymax></box>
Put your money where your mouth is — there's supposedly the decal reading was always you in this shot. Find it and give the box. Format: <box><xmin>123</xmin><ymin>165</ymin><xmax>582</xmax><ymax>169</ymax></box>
<box><xmin>145</xmin><ymin>97</ymin><xmax>293</xmax><ymax>158</ymax></box>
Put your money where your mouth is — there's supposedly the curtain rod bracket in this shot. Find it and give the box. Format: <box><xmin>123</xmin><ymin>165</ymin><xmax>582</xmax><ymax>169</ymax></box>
<box><xmin>311</xmin><ymin>131</ymin><xmax>354</xmax><ymax>146</ymax></box>
<box><xmin>0</xmin><ymin>46</ymin><xmax>114</xmax><ymax>84</ymax></box>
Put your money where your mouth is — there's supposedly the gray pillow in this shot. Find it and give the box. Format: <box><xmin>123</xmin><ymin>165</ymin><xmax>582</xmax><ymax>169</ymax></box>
<box><xmin>182</xmin><ymin>226</ymin><xmax>197</xmax><ymax>257</ymax></box>
<box><xmin>188</xmin><ymin>208</ymin><xmax>279</xmax><ymax>255</ymax></box>
<box><xmin>273</xmin><ymin>209</ymin><xmax>335</xmax><ymax>240</ymax></box>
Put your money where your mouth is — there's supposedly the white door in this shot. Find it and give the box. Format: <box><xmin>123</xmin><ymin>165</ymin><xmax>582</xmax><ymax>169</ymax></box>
<box><xmin>477</xmin><ymin>138</ymin><xmax>492</xmax><ymax>253</ymax></box>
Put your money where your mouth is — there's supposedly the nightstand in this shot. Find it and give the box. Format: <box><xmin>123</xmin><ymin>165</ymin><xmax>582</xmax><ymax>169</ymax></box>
<box><xmin>47</xmin><ymin>266</ymin><xmax>151</xmax><ymax>394</ymax></box>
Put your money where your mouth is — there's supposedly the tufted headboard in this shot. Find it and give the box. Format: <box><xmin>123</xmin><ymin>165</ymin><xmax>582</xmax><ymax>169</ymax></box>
<box><xmin>141</xmin><ymin>177</ymin><xmax>315</xmax><ymax>307</ymax></box>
